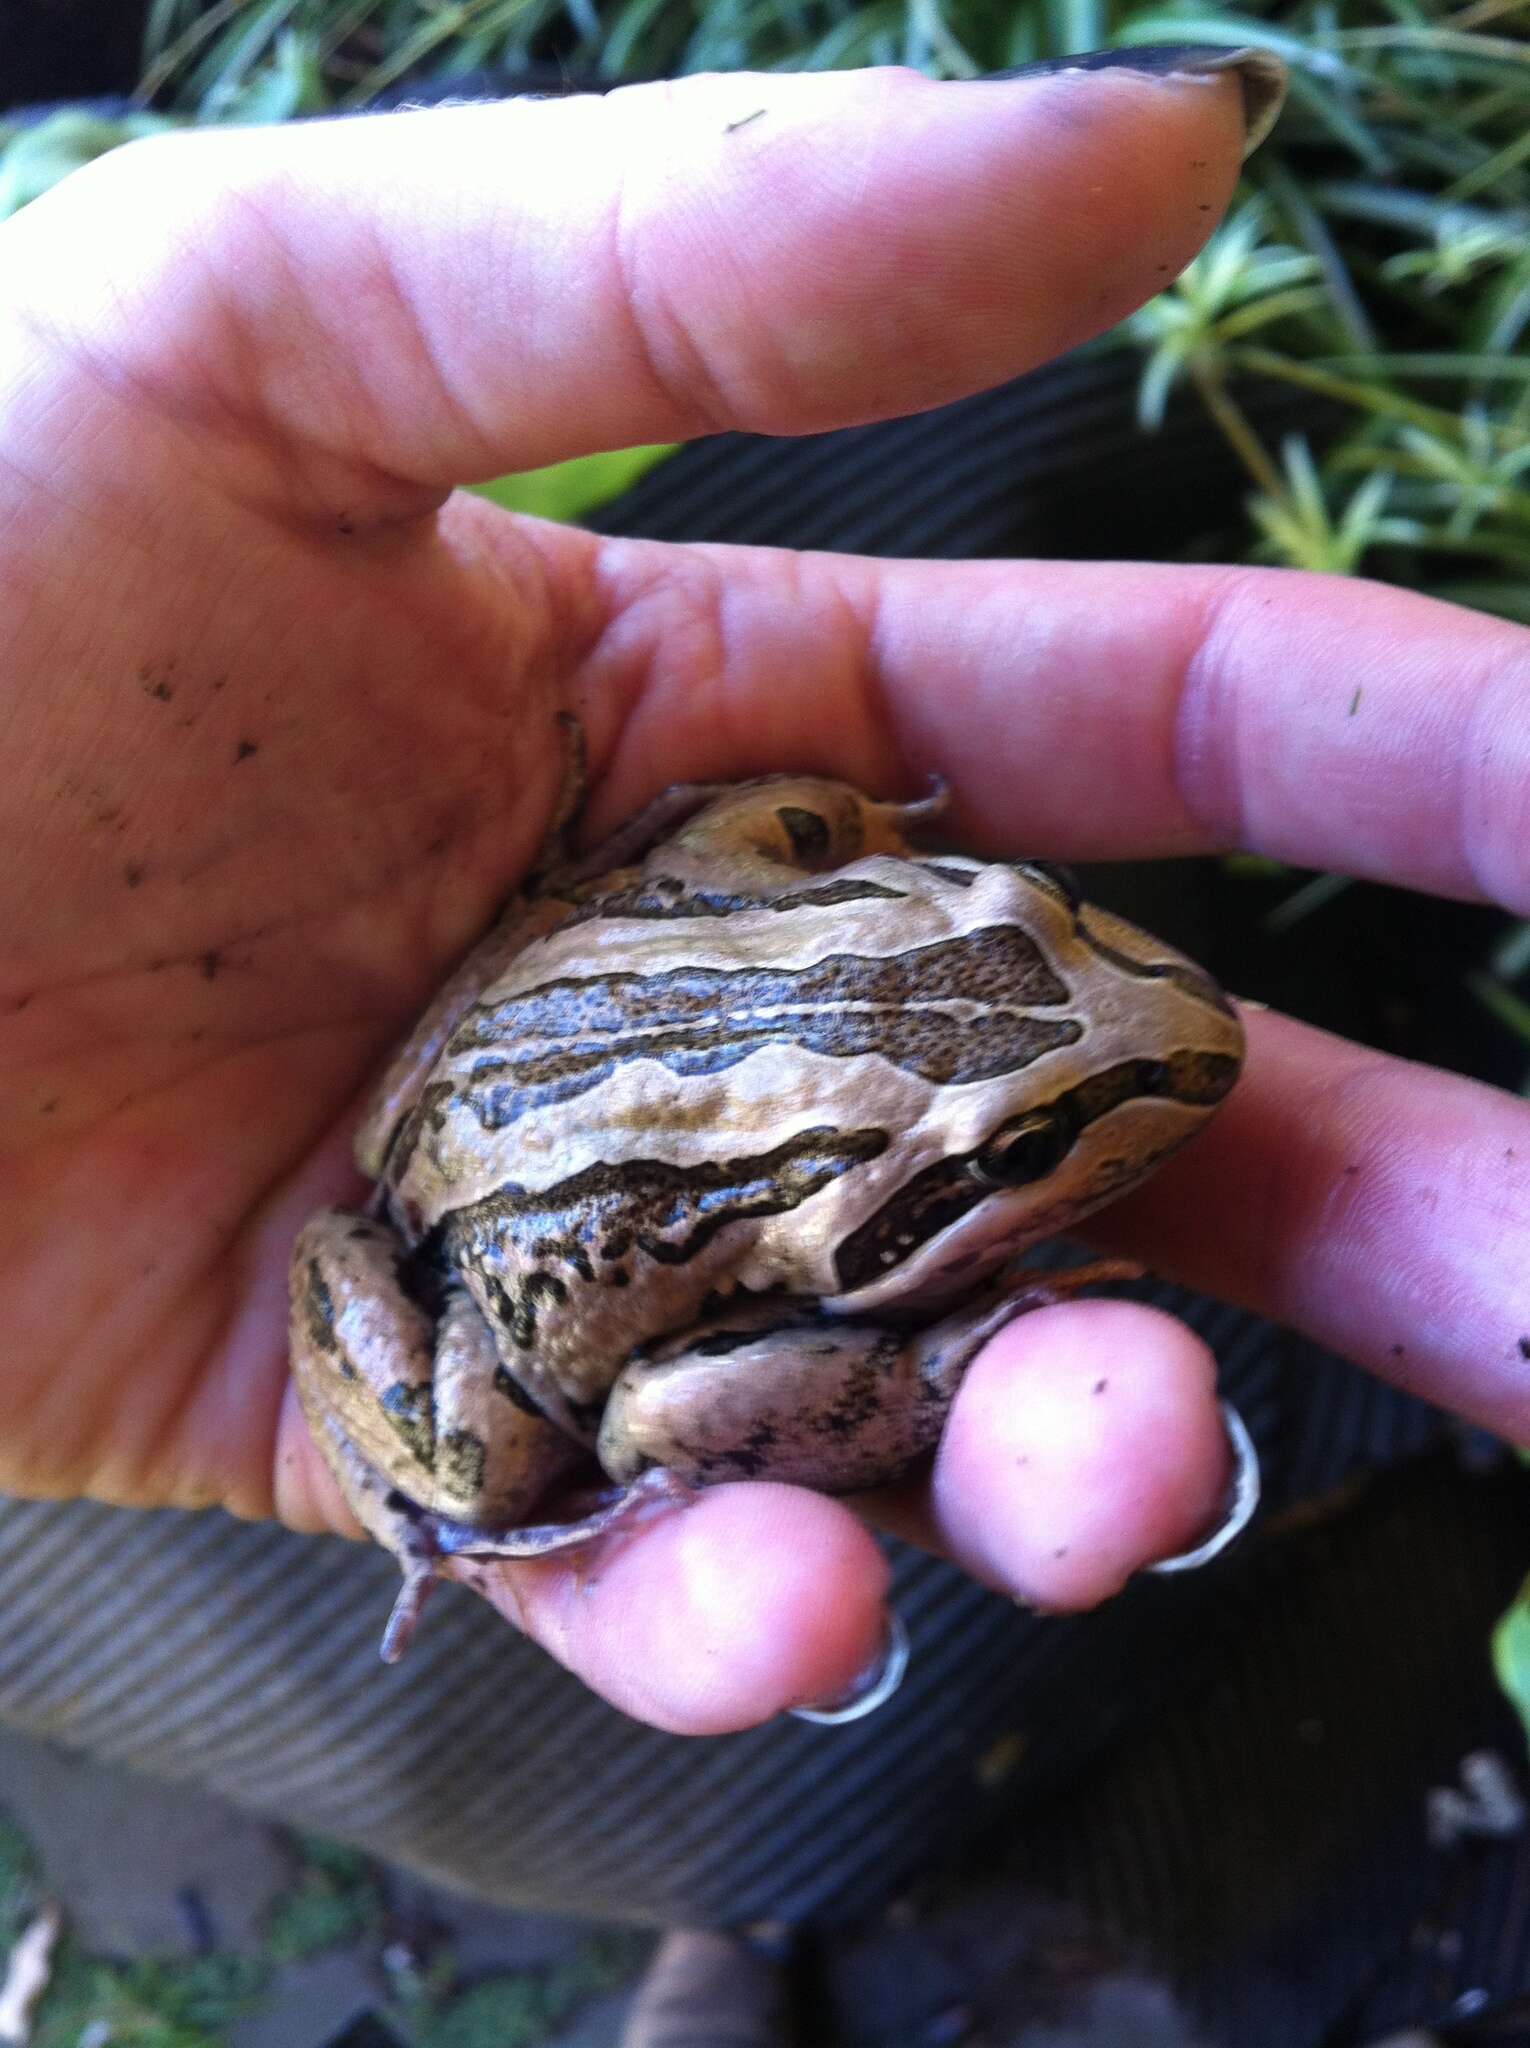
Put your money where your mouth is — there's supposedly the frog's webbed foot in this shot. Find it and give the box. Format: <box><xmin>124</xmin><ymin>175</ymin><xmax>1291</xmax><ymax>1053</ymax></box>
<box><xmin>430</xmin><ymin>1467</ymin><xmax>696</xmax><ymax>1565</ymax></box>
<box><xmin>321</xmin><ymin>1456</ymin><xmax>686</xmax><ymax>1666</ymax></box>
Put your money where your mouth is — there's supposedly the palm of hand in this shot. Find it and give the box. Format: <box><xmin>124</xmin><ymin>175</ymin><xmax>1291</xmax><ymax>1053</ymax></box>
<box><xmin>2</xmin><ymin>435</ymin><xmax>597</xmax><ymax>1517</ymax></box>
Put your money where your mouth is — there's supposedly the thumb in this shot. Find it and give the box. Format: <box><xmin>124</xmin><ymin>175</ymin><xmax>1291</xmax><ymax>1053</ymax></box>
<box><xmin>5</xmin><ymin>59</ymin><xmax>1258</xmax><ymax>524</ymax></box>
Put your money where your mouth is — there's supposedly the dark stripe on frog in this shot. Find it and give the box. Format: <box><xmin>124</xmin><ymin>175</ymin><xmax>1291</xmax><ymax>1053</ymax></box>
<box><xmin>493</xmin><ymin>1270</ymin><xmax>569</xmax><ymax>1352</ymax></box>
<box><xmin>301</xmin><ymin>1259</ymin><xmax>337</xmax><ymax>1342</ymax></box>
<box><xmin>811</xmin><ymin>1331</ymin><xmax>906</xmax><ymax>1440</ymax></box>
<box><xmin>1011</xmin><ymin>860</ymin><xmax>1084</xmax><ymax>911</ymax></box>
<box><xmin>451</xmin><ymin>927</ymin><xmax>1076</xmax><ymax>1133</ymax></box>
<box><xmin>300</xmin><ymin>1259</ymin><xmax>359</xmax><ymax>1381</ymax></box>
<box><xmin>438</xmin><ymin>1429</ymin><xmax>486</xmax><ymax>1498</ymax></box>
<box><xmin>1073</xmin><ymin>913</ymin><xmax>1238</xmax><ymax>1020</ymax></box>
<box><xmin>470</xmin><ymin>927</ymin><xmax>1068</xmax><ymax>1040</ymax></box>
<box><xmin>916</xmin><ymin>861</ymin><xmax>978</xmax><ymax>888</ymax></box>
<box><xmin>833</xmin><ymin>1049</ymin><xmax>1242</xmax><ymax>1293</ymax></box>
<box><xmin>380</xmin><ymin>1381</ymin><xmax>434</xmax><ymax>1466</ymax></box>
<box><xmin>377</xmin><ymin>1381</ymin><xmax>486</xmax><ymax>1493</ymax></box>
<box><xmin>913</xmin><ymin>858</ymin><xmax>1078</xmax><ymax>903</ymax></box>
<box><xmin>691</xmin><ymin>1326</ymin><xmax>782</xmax><ymax>1357</ymax></box>
<box><xmin>555</xmin><ymin>874</ymin><xmax>908</xmax><ymax>929</ymax></box>
<box><xmin>493</xmin><ymin>1362</ymin><xmax>558</xmax><ymax>1419</ymax></box>
<box><xmin>445</xmin><ymin>1127</ymin><xmax>889</xmax><ymax>1338</ymax></box>
<box><xmin>461</xmin><ymin>1010</ymin><xmax>1082</xmax><ymax>1134</ymax></box>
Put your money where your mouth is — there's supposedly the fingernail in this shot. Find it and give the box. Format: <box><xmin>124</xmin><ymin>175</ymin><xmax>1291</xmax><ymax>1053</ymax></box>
<box><xmin>983</xmin><ymin>44</ymin><xmax>1288</xmax><ymax>159</ymax></box>
<box><xmin>1146</xmin><ymin>1400</ymin><xmax>1261</xmax><ymax>1575</ymax></box>
<box><xmin>788</xmin><ymin>1610</ymin><xmax>910</xmax><ymax>1725</ymax></box>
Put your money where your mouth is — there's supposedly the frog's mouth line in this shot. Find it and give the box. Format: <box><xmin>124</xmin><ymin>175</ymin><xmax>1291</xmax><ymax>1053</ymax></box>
<box><xmin>832</xmin><ymin>1050</ymin><xmax>1241</xmax><ymax>1296</ymax></box>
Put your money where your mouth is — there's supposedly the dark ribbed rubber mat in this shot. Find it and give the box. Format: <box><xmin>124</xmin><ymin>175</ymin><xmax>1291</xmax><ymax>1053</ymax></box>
<box><xmin>591</xmin><ymin>343</ymin><xmax>1330</xmax><ymax>564</ymax></box>
<box><xmin>1015</xmin><ymin>1451</ymin><xmax>1530</xmax><ymax>2048</ymax></box>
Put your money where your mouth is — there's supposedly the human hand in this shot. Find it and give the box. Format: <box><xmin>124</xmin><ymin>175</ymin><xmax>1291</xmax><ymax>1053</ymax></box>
<box><xmin>3</xmin><ymin>57</ymin><xmax>1525</xmax><ymax>1734</ymax></box>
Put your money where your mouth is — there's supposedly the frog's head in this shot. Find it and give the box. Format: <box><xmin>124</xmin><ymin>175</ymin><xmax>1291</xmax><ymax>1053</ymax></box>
<box><xmin>816</xmin><ymin>855</ymin><xmax>1245</xmax><ymax>1314</ymax></box>
<box><xmin>650</xmin><ymin>775</ymin><xmax>946</xmax><ymax>892</ymax></box>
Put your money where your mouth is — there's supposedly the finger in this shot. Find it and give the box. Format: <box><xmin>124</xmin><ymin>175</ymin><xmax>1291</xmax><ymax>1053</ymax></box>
<box><xmin>10</xmin><ymin>63</ymin><xmax>1251</xmax><ymax>505</ymax></box>
<box><xmin>577</xmin><ymin>552</ymin><xmax>1530</xmax><ymax>912</ymax></box>
<box><xmin>1092</xmin><ymin>1004</ymin><xmax>1530</xmax><ymax>1441</ymax></box>
<box><xmin>452</xmin><ymin>1486</ymin><xmax>891</xmax><ymax>1735</ymax></box>
<box><xmin>867</xmin><ymin>1298</ymin><xmax>1231</xmax><ymax>1606</ymax></box>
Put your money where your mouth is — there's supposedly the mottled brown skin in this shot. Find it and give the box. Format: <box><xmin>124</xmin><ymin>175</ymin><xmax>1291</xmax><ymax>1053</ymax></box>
<box><xmin>288</xmin><ymin>768</ymin><xmax>1244</xmax><ymax>1660</ymax></box>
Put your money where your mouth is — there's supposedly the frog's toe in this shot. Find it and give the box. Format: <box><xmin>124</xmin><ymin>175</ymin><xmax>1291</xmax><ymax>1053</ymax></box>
<box><xmin>429</xmin><ymin>1467</ymin><xmax>696</xmax><ymax>1563</ymax></box>
<box><xmin>379</xmin><ymin>1554</ymin><xmax>439</xmax><ymax>1664</ymax></box>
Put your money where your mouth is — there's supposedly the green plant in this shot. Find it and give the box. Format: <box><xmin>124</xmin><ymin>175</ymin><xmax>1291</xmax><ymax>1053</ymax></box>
<box><xmin>30</xmin><ymin>1953</ymin><xmax>268</xmax><ymax>2048</ymax></box>
<box><xmin>0</xmin><ymin>1818</ymin><xmax>392</xmax><ymax>2047</ymax></box>
<box><xmin>400</xmin><ymin>1935</ymin><xmax>649</xmax><ymax>2048</ymax></box>
<box><xmin>263</xmin><ymin>1831</ymin><xmax>386</xmax><ymax>1963</ymax></box>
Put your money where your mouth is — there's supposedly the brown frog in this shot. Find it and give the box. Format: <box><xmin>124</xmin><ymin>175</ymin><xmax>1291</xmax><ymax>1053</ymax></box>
<box><xmin>289</xmin><ymin>765</ymin><xmax>1243</xmax><ymax>1658</ymax></box>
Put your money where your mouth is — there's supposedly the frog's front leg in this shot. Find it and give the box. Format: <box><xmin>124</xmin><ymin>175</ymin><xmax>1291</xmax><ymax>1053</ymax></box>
<box><xmin>595</xmin><ymin>1264</ymin><xmax>1143</xmax><ymax>1497</ymax></box>
<box><xmin>289</xmin><ymin>1211</ymin><xmax>585</xmax><ymax>1658</ymax></box>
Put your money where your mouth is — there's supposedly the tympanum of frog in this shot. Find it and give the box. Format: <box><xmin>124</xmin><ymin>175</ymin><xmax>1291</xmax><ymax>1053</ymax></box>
<box><xmin>289</xmin><ymin>761</ymin><xmax>1244</xmax><ymax>1659</ymax></box>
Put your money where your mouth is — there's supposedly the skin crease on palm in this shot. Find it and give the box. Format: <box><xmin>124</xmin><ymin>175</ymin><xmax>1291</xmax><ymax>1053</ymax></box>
<box><xmin>1</xmin><ymin>65</ymin><xmax>1527</xmax><ymax>1738</ymax></box>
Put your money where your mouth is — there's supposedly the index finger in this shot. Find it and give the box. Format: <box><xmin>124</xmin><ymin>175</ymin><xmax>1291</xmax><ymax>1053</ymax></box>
<box><xmin>582</xmin><ymin>551</ymin><xmax>1530</xmax><ymax>912</ymax></box>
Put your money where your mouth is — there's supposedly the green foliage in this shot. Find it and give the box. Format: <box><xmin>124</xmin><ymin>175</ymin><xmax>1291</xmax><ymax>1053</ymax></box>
<box><xmin>263</xmin><ymin>1831</ymin><xmax>385</xmax><ymax>1963</ymax></box>
<box><xmin>0</xmin><ymin>1812</ymin><xmax>42</xmax><ymax>1945</ymax></box>
<box><xmin>1471</xmin><ymin>974</ymin><xmax>1530</xmax><ymax>1095</ymax></box>
<box><xmin>1127</xmin><ymin>203</ymin><xmax>1323</xmax><ymax>430</ymax></box>
<box><xmin>473</xmin><ymin>445</ymin><xmax>678</xmax><ymax>522</ymax></box>
<box><xmin>30</xmin><ymin>1953</ymin><xmax>268</xmax><ymax>2048</ymax></box>
<box><xmin>0</xmin><ymin>1817</ymin><xmax>405</xmax><ymax>2046</ymax></box>
<box><xmin>1107</xmin><ymin>8</ymin><xmax>1530</xmax><ymax>611</ymax></box>
<box><xmin>400</xmin><ymin>1934</ymin><xmax>649</xmax><ymax>2048</ymax></box>
<box><xmin>0</xmin><ymin>1810</ymin><xmax>636</xmax><ymax>2046</ymax></box>
<box><xmin>1248</xmin><ymin>434</ymin><xmax>1418</xmax><ymax>574</ymax></box>
<box><xmin>0</xmin><ymin>109</ymin><xmax>179</xmax><ymax>218</ymax></box>
<box><xmin>1496</xmin><ymin>1582</ymin><xmax>1530</xmax><ymax>1746</ymax></box>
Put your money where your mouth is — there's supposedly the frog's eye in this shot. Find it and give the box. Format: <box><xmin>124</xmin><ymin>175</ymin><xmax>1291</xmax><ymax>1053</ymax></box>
<box><xmin>971</xmin><ymin>1109</ymin><xmax>1073</xmax><ymax>1187</ymax></box>
<box><xmin>775</xmin><ymin>805</ymin><xmax>833</xmax><ymax>866</ymax></box>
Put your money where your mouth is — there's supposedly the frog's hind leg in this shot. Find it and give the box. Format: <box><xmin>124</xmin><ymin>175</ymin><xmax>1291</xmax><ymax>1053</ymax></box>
<box><xmin>592</xmin><ymin>1264</ymin><xmax>1143</xmax><ymax>1498</ymax></box>
<box><xmin>302</xmin><ymin>1404</ymin><xmax>444</xmax><ymax>1664</ymax></box>
<box><xmin>291</xmin><ymin>1209</ymin><xmax>589</xmax><ymax>1657</ymax></box>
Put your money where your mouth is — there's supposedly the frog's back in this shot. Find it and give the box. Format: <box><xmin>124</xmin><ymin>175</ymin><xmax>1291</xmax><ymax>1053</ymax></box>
<box><xmin>396</xmin><ymin>853</ymin><xmax>1068</xmax><ymax>1220</ymax></box>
